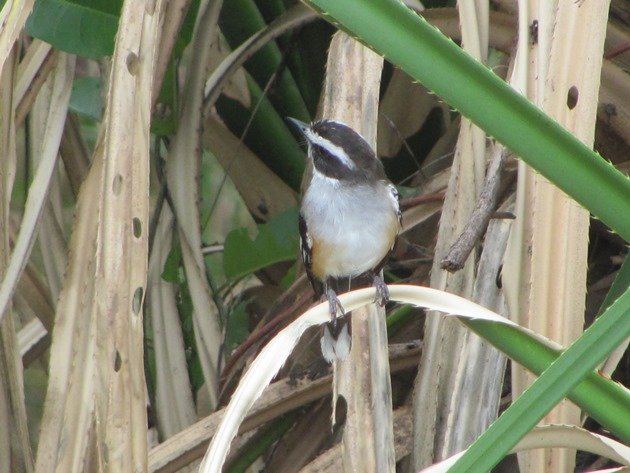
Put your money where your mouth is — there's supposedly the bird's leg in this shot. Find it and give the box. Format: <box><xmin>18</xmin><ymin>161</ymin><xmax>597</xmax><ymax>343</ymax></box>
<box><xmin>323</xmin><ymin>280</ymin><xmax>345</xmax><ymax>336</ymax></box>
<box><xmin>372</xmin><ymin>273</ymin><xmax>389</xmax><ymax>306</ymax></box>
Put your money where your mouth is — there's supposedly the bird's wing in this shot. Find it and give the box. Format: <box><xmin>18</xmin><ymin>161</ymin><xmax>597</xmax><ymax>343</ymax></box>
<box><xmin>299</xmin><ymin>212</ymin><xmax>323</xmax><ymax>297</ymax></box>
<box><xmin>388</xmin><ymin>183</ymin><xmax>403</xmax><ymax>232</ymax></box>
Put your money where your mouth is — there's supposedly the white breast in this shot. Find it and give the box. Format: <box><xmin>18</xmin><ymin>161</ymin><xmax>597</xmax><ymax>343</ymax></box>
<box><xmin>302</xmin><ymin>172</ymin><xmax>399</xmax><ymax>279</ymax></box>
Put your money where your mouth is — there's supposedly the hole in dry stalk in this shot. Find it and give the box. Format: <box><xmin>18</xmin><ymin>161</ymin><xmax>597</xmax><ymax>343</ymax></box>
<box><xmin>132</xmin><ymin>218</ymin><xmax>142</xmax><ymax>238</ymax></box>
<box><xmin>334</xmin><ymin>395</ymin><xmax>348</xmax><ymax>427</ymax></box>
<box><xmin>126</xmin><ymin>52</ymin><xmax>139</xmax><ymax>75</ymax></box>
<box><xmin>132</xmin><ymin>287</ymin><xmax>143</xmax><ymax>314</ymax></box>
<box><xmin>114</xmin><ymin>350</ymin><xmax>122</xmax><ymax>372</ymax></box>
<box><xmin>112</xmin><ymin>174</ymin><xmax>123</xmax><ymax>195</ymax></box>
<box><xmin>567</xmin><ymin>86</ymin><xmax>579</xmax><ymax>110</ymax></box>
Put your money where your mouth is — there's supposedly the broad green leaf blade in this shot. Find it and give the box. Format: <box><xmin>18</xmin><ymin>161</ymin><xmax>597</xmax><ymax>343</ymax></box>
<box><xmin>219</xmin><ymin>0</ymin><xmax>310</xmax><ymax>121</ymax></box>
<box><xmin>303</xmin><ymin>0</ymin><xmax>630</xmax><ymax>242</ymax></box>
<box><xmin>598</xmin><ymin>253</ymin><xmax>630</xmax><ymax>317</ymax></box>
<box><xmin>451</xmin><ymin>288</ymin><xmax>630</xmax><ymax>472</ymax></box>
<box><xmin>69</xmin><ymin>76</ymin><xmax>103</xmax><ymax>120</ymax></box>
<box><xmin>224</xmin><ymin>301</ymin><xmax>250</xmax><ymax>356</ymax></box>
<box><xmin>461</xmin><ymin>318</ymin><xmax>630</xmax><ymax>444</ymax></box>
<box><xmin>26</xmin><ymin>0</ymin><xmax>121</xmax><ymax>58</ymax></box>
<box><xmin>223</xmin><ymin>206</ymin><xmax>299</xmax><ymax>279</ymax></box>
<box><xmin>216</xmin><ymin>76</ymin><xmax>306</xmax><ymax>190</ymax></box>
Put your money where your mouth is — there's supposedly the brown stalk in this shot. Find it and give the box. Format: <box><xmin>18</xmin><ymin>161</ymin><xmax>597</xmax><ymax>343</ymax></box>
<box><xmin>441</xmin><ymin>150</ymin><xmax>507</xmax><ymax>272</ymax></box>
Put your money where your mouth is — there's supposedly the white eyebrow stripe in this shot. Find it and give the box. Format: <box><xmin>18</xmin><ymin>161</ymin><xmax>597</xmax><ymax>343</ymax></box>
<box><xmin>305</xmin><ymin>128</ymin><xmax>356</xmax><ymax>170</ymax></box>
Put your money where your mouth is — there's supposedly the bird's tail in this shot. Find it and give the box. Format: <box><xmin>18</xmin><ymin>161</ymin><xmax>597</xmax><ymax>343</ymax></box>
<box><xmin>320</xmin><ymin>317</ymin><xmax>351</xmax><ymax>363</ymax></box>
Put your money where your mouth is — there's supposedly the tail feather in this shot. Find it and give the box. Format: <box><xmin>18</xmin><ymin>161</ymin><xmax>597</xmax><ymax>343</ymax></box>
<box><xmin>320</xmin><ymin>319</ymin><xmax>351</xmax><ymax>363</ymax></box>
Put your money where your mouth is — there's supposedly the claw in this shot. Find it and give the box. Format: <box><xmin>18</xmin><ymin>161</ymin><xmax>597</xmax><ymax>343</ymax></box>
<box><xmin>320</xmin><ymin>287</ymin><xmax>351</xmax><ymax>362</ymax></box>
<box><xmin>325</xmin><ymin>287</ymin><xmax>345</xmax><ymax>332</ymax></box>
<box><xmin>373</xmin><ymin>274</ymin><xmax>389</xmax><ymax>306</ymax></box>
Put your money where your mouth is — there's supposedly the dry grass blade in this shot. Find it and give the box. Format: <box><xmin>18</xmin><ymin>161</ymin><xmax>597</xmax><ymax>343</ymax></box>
<box><xmin>0</xmin><ymin>310</ymin><xmax>34</xmax><ymax>473</ymax></box>
<box><xmin>421</xmin><ymin>425</ymin><xmax>630</xmax><ymax>472</ymax></box>
<box><xmin>0</xmin><ymin>0</ymin><xmax>34</xmax><ymax>71</ymax></box>
<box><xmin>15</xmin><ymin>40</ymin><xmax>56</xmax><ymax>126</ymax></box>
<box><xmin>35</xmin><ymin>143</ymin><xmax>103</xmax><ymax>472</ymax></box>
<box><xmin>92</xmin><ymin>1</ymin><xmax>163</xmax><ymax>469</ymax></box>
<box><xmin>152</xmin><ymin>0</ymin><xmax>193</xmax><ymax>107</ymax></box>
<box><xmin>30</xmin><ymin>69</ymin><xmax>70</xmax><ymax>301</ymax></box>
<box><xmin>165</xmin><ymin>0</ymin><xmax>224</xmax><ymax>408</ymax></box>
<box><xmin>504</xmin><ymin>2</ymin><xmax>610</xmax><ymax>471</ymax></box>
<box><xmin>59</xmin><ymin>114</ymin><xmax>91</xmax><ymax>196</ymax></box>
<box><xmin>443</xmin><ymin>196</ymin><xmax>513</xmax><ymax>452</ymax></box>
<box><xmin>0</xmin><ymin>44</ymin><xmax>32</xmax><ymax>473</ymax></box>
<box><xmin>149</xmin><ymin>206</ymin><xmax>197</xmax><ymax>438</ymax></box>
<box><xmin>17</xmin><ymin>317</ymin><xmax>47</xmax><ymax>364</ymax></box>
<box><xmin>412</xmin><ymin>3</ymin><xmax>489</xmax><ymax>466</ymax></box>
<box><xmin>35</xmin><ymin>1</ymin><xmax>163</xmax><ymax>470</ymax></box>
<box><xmin>0</xmin><ymin>54</ymin><xmax>74</xmax><ymax>324</ymax></box>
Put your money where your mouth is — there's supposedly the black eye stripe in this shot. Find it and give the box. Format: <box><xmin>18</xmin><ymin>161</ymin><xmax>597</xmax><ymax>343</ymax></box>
<box><xmin>310</xmin><ymin>143</ymin><xmax>352</xmax><ymax>180</ymax></box>
<box><xmin>312</xmin><ymin>143</ymin><xmax>344</xmax><ymax>164</ymax></box>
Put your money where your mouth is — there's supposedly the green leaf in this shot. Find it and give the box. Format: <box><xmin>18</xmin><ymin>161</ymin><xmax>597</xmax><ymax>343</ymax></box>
<box><xmin>223</xmin><ymin>206</ymin><xmax>299</xmax><ymax>280</ymax></box>
<box><xmin>461</xmin><ymin>317</ymin><xmax>630</xmax><ymax>446</ymax></box>
<box><xmin>151</xmin><ymin>61</ymin><xmax>178</xmax><ymax>136</ymax></box>
<box><xmin>69</xmin><ymin>76</ymin><xmax>102</xmax><ymax>120</ymax></box>
<box><xmin>219</xmin><ymin>0</ymin><xmax>310</xmax><ymax>121</ymax></box>
<box><xmin>26</xmin><ymin>0</ymin><xmax>121</xmax><ymax>58</ymax></box>
<box><xmin>224</xmin><ymin>301</ymin><xmax>250</xmax><ymax>356</ymax></box>
<box><xmin>161</xmin><ymin>245</ymin><xmax>182</xmax><ymax>283</ymax></box>
<box><xmin>454</xmin><ymin>289</ymin><xmax>630</xmax><ymax>472</ymax></box>
<box><xmin>172</xmin><ymin>0</ymin><xmax>200</xmax><ymax>57</ymax></box>
<box><xmin>216</xmin><ymin>76</ymin><xmax>306</xmax><ymax>190</ymax></box>
<box><xmin>597</xmin><ymin>252</ymin><xmax>630</xmax><ymax>317</ymax></box>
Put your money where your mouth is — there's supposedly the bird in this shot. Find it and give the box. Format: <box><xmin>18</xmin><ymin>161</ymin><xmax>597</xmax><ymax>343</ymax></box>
<box><xmin>288</xmin><ymin>118</ymin><xmax>401</xmax><ymax>362</ymax></box>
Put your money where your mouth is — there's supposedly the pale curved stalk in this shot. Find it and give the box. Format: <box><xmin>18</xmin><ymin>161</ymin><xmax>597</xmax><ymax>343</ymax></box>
<box><xmin>165</xmin><ymin>0</ymin><xmax>225</xmax><ymax>408</ymax></box>
<box><xmin>0</xmin><ymin>0</ymin><xmax>34</xmax><ymax>72</ymax></box>
<box><xmin>0</xmin><ymin>54</ymin><xmax>74</xmax><ymax>323</ymax></box>
<box><xmin>149</xmin><ymin>206</ymin><xmax>197</xmax><ymax>439</ymax></box>
<box><xmin>197</xmin><ymin>284</ymin><xmax>630</xmax><ymax>473</ymax></box>
<box><xmin>421</xmin><ymin>424</ymin><xmax>630</xmax><ymax>472</ymax></box>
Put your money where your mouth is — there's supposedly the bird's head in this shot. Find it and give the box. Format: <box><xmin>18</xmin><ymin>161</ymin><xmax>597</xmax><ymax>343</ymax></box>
<box><xmin>287</xmin><ymin>118</ymin><xmax>386</xmax><ymax>184</ymax></box>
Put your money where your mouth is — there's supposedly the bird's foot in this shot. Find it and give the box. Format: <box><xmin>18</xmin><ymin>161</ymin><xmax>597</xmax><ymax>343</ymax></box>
<box><xmin>322</xmin><ymin>287</ymin><xmax>345</xmax><ymax>336</ymax></box>
<box><xmin>373</xmin><ymin>274</ymin><xmax>389</xmax><ymax>306</ymax></box>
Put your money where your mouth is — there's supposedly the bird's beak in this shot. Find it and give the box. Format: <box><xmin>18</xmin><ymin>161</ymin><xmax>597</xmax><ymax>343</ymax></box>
<box><xmin>286</xmin><ymin>117</ymin><xmax>309</xmax><ymax>136</ymax></box>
